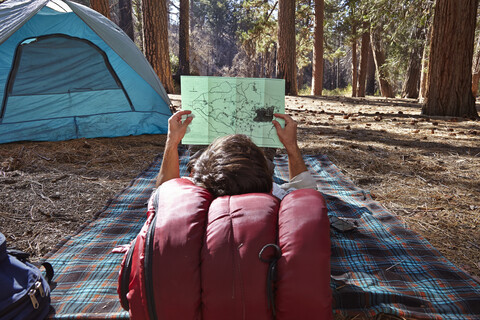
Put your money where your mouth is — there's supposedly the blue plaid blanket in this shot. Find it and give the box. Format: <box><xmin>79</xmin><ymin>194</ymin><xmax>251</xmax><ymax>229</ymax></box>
<box><xmin>44</xmin><ymin>152</ymin><xmax>480</xmax><ymax>319</ymax></box>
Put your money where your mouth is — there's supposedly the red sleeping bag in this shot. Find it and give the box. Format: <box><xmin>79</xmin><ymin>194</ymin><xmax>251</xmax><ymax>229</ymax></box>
<box><xmin>118</xmin><ymin>178</ymin><xmax>332</xmax><ymax>320</ymax></box>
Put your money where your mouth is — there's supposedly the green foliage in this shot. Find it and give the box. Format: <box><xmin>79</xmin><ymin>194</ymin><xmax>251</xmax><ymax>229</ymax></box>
<box><xmin>298</xmin><ymin>84</ymin><xmax>312</xmax><ymax>95</ymax></box>
<box><xmin>169</xmin><ymin>0</ymin><xmax>436</xmax><ymax>94</ymax></box>
<box><xmin>190</xmin><ymin>0</ymin><xmax>242</xmax><ymax>73</ymax></box>
<box><xmin>170</xmin><ymin>53</ymin><xmax>179</xmax><ymax>75</ymax></box>
<box><xmin>236</xmin><ymin>0</ymin><xmax>278</xmax><ymax>67</ymax></box>
<box><xmin>322</xmin><ymin>84</ymin><xmax>353</xmax><ymax>96</ymax></box>
<box><xmin>360</xmin><ymin>0</ymin><xmax>433</xmax><ymax>88</ymax></box>
<box><xmin>295</xmin><ymin>0</ymin><xmax>314</xmax><ymax>71</ymax></box>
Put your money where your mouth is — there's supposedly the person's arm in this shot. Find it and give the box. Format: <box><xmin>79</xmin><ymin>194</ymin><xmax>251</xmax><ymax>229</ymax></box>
<box><xmin>272</xmin><ymin>113</ymin><xmax>308</xmax><ymax>180</ymax></box>
<box><xmin>155</xmin><ymin>110</ymin><xmax>193</xmax><ymax>187</ymax></box>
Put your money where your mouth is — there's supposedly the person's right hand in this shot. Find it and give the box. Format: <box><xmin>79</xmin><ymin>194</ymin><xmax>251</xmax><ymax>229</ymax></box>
<box><xmin>167</xmin><ymin>110</ymin><xmax>193</xmax><ymax>145</ymax></box>
<box><xmin>272</xmin><ymin>113</ymin><xmax>299</xmax><ymax>151</ymax></box>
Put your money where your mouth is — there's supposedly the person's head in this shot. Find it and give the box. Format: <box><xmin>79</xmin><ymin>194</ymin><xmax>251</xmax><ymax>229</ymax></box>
<box><xmin>191</xmin><ymin>134</ymin><xmax>272</xmax><ymax>197</ymax></box>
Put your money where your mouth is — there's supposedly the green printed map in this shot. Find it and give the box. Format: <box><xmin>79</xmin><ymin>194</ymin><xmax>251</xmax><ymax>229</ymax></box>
<box><xmin>180</xmin><ymin>76</ymin><xmax>285</xmax><ymax>148</ymax></box>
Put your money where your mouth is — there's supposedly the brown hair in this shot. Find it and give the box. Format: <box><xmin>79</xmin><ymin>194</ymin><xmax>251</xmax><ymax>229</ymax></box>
<box><xmin>191</xmin><ymin>134</ymin><xmax>272</xmax><ymax>197</ymax></box>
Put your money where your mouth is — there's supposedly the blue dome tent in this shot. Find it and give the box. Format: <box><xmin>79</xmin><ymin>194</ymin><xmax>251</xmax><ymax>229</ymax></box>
<box><xmin>0</xmin><ymin>0</ymin><xmax>172</xmax><ymax>144</ymax></box>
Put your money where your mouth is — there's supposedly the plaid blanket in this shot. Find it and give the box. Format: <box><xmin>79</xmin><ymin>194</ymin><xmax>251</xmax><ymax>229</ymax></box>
<box><xmin>44</xmin><ymin>152</ymin><xmax>480</xmax><ymax>319</ymax></box>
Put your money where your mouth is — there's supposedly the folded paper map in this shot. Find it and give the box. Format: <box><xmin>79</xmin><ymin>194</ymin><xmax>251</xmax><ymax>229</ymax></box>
<box><xmin>180</xmin><ymin>76</ymin><xmax>285</xmax><ymax>148</ymax></box>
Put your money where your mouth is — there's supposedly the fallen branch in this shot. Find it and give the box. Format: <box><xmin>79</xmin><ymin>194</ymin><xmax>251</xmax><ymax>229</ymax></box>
<box><xmin>414</xmin><ymin>206</ymin><xmax>444</xmax><ymax>212</ymax></box>
<box><xmin>35</xmin><ymin>152</ymin><xmax>52</xmax><ymax>161</ymax></box>
<box><xmin>52</xmin><ymin>174</ymin><xmax>69</xmax><ymax>183</ymax></box>
<box><xmin>80</xmin><ymin>176</ymin><xmax>99</xmax><ymax>181</ymax></box>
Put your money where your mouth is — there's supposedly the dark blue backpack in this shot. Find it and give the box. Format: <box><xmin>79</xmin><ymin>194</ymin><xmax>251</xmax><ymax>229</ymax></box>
<box><xmin>0</xmin><ymin>233</ymin><xmax>53</xmax><ymax>320</ymax></box>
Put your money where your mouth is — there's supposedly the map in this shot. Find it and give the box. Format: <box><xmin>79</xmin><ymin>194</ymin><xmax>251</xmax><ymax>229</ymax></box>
<box><xmin>180</xmin><ymin>76</ymin><xmax>285</xmax><ymax>148</ymax></box>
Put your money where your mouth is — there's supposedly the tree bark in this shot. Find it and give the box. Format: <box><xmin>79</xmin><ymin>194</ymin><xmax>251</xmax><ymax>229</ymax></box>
<box><xmin>472</xmin><ymin>70</ymin><xmax>480</xmax><ymax>98</ymax></box>
<box><xmin>118</xmin><ymin>0</ymin><xmax>134</xmax><ymax>40</ymax></box>
<box><xmin>311</xmin><ymin>0</ymin><xmax>324</xmax><ymax>96</ymax></box>
<box><xmin>351</xmin><ymin>34</ymin><xmax>358</xmax><ymax>97</ymax></box>
<box><xmin>401</xmin><ymin>28</ymin><xmax>424</xmax><ymax>99</ymax></box>
<box><xmin>142</xmin><ymin>0</ymin><xmax>174</xmax><ymax>93</ymax></box>
<box><xmin>277</xmin><ymin>0</ymin><xmax>297</xmax><ymax>95</ymax></box>
<box><xmin>132</xmin><ymin>0</ymin><xmax>144</xmax><ymax>52</ymax></box>
<box><xmin>178</xmin><ymin>0</ymin><xmax>190</xmax><ymax>78</ymax></box>
<box><xmin>472</xmin><ymin>34</ymin><xmax>480</xmax><ymax>97</ymax></box>
<box><xmin>370</xmin><ymin>28</ymin><xmax>394</xmax><ymax>98</ymax></box>
<box><xmin>90</xmin><ymin>0</ymin><xmax>110</xmax><ymax>19</ymax></box>
<box><xmin>418</xmin><ymin>33</ymin><xmax>430</xmax><ymax>102</ymax></box>
<box><xmin>357</xmin><ymin>25</ymin><xmax>369</xmax><ymax>97</ymax></box>
<box><xmin>423</xmin><ymin>0</ymin><xmax>478</xmax><ymax>117</ymax></box>
<box><xmin>365</xmin><ymin>44</ymin><xmax>376</xmax><ymax>95</ymax></box>
<box><xmin>402</xmin><ymin>52</ymin><xmax>422</xmax><ymax>99</ymax></box>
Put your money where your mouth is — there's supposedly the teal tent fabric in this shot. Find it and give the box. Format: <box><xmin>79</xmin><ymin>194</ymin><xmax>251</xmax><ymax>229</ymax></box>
<box><xmin>0</xmin><ymin>0</ymin><xmax>171</xmax><ymax>144</ymax></box>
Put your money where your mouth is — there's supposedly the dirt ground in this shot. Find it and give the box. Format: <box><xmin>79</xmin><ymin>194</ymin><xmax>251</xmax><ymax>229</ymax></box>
<box><xmin>1</xmin><ymin>95</ymin><xmax>479</xmax><ymax>286</ymax></box>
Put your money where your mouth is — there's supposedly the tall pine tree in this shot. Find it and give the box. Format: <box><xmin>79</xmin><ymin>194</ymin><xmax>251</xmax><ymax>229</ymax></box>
<box><xmin>278</xmin><ymin>0</ymin><xmax>298</xmax><ymax>95</ymax></box>
<box><xmin>311</xmin><ymin>0</ymin><xmax>324</xmax><ymax>96</ymax></box>
<box><xmin>142</xmin><ymin>0</ymin><xmax>174</xmax><ymax>93</ymax></box>
<box><xmin>423</xmin><ymin>0</ymin><xmax>479</xmax><ymax>117</ymax></box>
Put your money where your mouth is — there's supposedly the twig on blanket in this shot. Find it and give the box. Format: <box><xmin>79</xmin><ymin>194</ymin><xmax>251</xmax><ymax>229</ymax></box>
<box><xmin>385</xmin><ymin>259</ymin><xmax>405</xmax><ymax>271</ymax></box>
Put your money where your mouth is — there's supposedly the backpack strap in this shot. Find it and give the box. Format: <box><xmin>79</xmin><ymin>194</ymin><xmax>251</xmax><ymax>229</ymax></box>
<box><xmin>6</xmin><ymin>248</ymin><xmax>54</xmax><ymax>284</ymax></box>
<box><xmin>41</xmin><ymin>262</ymin><xmax>54</xmax><ymax>284</ymax></box>
<box><xmin>6</xmin><ymin>248</ymin><xmax>30</xmax><ymax>262</ymax></box>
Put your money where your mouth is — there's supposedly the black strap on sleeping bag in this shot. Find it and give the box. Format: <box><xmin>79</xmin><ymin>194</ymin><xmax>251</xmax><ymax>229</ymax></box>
<box><xmin>259</xmin><ymin>243</ymin><xmax>282</xmax><ymax>318</ymax></box>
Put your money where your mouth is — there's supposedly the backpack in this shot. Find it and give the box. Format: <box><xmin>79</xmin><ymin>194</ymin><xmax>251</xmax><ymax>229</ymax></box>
<box><xmin>118</xmin><ymin>178</ymin><xmax>332</xmax><ymax>320</ymax></box>
<box><xmin>0</xmin><ymin>232</ymin><xmax>53</xmax><ymax>320</ymax></box>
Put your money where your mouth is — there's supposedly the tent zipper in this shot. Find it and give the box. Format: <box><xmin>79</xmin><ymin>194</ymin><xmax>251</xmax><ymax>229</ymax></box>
<box><xmin>144</xmin><ymin>215</ymin><xmax>158</xmax><ymax>320</ymax></box>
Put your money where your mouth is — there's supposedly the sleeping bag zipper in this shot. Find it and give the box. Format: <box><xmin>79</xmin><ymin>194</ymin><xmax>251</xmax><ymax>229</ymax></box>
<box><xmin>119</xmin><ymin>238</ymin><xmax>137</xmax><ymax>311</ymax></box>
<box><xmin>144</xmin><ymin>215</ymin><xmax>158</xmax><ymax>320</ymax></box>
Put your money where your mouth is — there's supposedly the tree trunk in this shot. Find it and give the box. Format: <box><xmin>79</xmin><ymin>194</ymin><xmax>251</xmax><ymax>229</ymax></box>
<box><xmin>423</xmin><ymin>0</ymin><xmax>478</xmax><ymax>117</ymax></box>
<box><xmin>311</xmin><ymin>0</ymin><xmax>324</xmax><ymax>96</ymax></box>
<box><xmin>472</xmin><ymin>34</ymin><xmax>480</xmax><ymax>97</ymax></box>
<box><xmin>90</xmin><ymin>0</ymin><xmax>110</xmax><ymax>19</ymax></box>
<box><xmin>370</xmin><ymin>28</ymin><xmax>394</xmax><ymax>98</ymax></box>
<box><xmin>132</xmin><ymin>0</ymin><xmax>144</xmax><ymax>52</ymax></box>
<box><xmin>142</xmin><ymin>0</ymin><xmax>174</xmax><ymax>93</ymax></box>
<box><xmin>365</xmin><ymin>44</ymin><xmax>376</xmax><ymax>95</ymax></box>
<box><xmin>351</xmin><ymin>5</ymin><xmax>358</xmax><ymax>98</ymax></box>
<box><xmin>357</xmin><ymin>25</ymin><xmax>369</xmax><ymax>97</ymax></box>
<box><xmin>277</xmin><ymin>0</ymin><xmax>297</xmax><ymax>95</ymax></box>
<box><xmin>118</xmin><ymin>0</ymin><xmax>134</xmax><ymax>40</ymax></box>
<box><xmin>351</xmin><ymin>34</ymin><xmax>358</xmax><ymax>97</ymax></box>
<box><xmin>418</xmin><ymin>34</ymin><xmax>430</xmax><ymax>102</ymax></box>
<box><xmin>401</xmin><ymin>28</ymin><xmax>424</xmax><ymax>99</ymax></box>
<box><xmin>472</xmin><ymin>71</ymin><xmax>480</xmax><ymax>98</ymax></box>
<box><xmin>402</xmin><ymin>47</ymin><xmax>422</xmax><ymax>99</ymax></box>
<box><xmin>177</xmin><ymin>0</ymin><xmax>190</xmax><ymax>80</ymax></box>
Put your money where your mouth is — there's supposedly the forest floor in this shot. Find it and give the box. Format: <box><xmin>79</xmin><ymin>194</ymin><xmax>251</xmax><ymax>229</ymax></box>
<box><xmin>1</xmin><ymin>95</ymin><xmax>479</xmax><ymax>289</ymax></box>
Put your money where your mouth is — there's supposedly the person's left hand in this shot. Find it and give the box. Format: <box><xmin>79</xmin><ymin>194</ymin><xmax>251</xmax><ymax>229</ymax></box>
<box><xmin>272</xmin><ymin>113</ymin><xmax>298</xmax><ymax>151</ymax></box>
<box><xmin>167</xmin><ymin>110</ymin><xmax>193</xmax><ymax>145</ymax></box>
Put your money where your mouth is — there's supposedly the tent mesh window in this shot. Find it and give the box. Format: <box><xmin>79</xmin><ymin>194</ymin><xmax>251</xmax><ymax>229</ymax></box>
<box><xmin>1</xmin><ymin>34</ymin><xmax>133</xmax><ymax>118</ymax></box>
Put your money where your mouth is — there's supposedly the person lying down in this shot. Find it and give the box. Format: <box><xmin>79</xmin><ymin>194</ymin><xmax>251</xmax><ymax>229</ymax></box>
<box><xmin>151</xmin><ymin>110</ymin><xmax>316</xmax><ymax>204</ymax></box>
